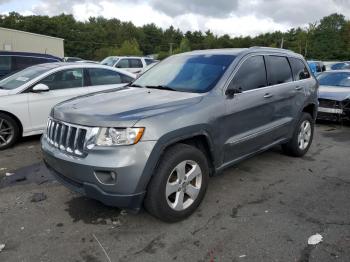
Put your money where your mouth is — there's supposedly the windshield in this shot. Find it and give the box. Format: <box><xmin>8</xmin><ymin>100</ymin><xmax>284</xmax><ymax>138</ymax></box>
<box><xmin>318</xmin><ymin>72</ymin><xmax>350</xmax><ymax>87</ymax></box>
<box><xmin>100</xmin><ymin>57</ymin><xmax>119</xmax><ymax>66</ymax></box>
<box><xmin>133</xmin><ymin>54</ymin><xmax>236</xmax><ymax>93</ymax></box>
<box><xmin>0</xmin><ymin>65</ymin><xmax>51</xmax><ymax>90</ymax></box>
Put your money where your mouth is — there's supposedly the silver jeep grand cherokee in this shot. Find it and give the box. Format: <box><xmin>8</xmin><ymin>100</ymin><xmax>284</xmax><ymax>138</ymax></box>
<box><xmin>42</xmin><ymin>47</ymin><xmax>318</xmax><ymax>222</ymax></box>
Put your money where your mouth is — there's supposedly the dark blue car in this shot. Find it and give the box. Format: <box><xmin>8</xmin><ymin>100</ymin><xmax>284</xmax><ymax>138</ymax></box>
<box><xmin>0</xmin><ymin>51</ymin><xmax>61</xmax><ymax>79</ymax></box>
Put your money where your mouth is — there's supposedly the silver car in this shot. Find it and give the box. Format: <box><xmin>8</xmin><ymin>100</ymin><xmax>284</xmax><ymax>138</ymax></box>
<box><xmin>42</xmin><ymin>47</ymin><xmax>318</xmax><ymax>222</ymax></box>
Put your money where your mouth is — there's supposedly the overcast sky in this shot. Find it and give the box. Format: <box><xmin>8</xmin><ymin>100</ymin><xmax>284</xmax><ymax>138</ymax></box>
<box><xmin>0</xmin><ymin>0</ymin><xmax>349</xmax><ymax>37</ymax></box>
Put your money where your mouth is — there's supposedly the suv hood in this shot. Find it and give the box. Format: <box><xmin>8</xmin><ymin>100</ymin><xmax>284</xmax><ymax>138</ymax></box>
<box><xmin>319</xmin><ymin>85</ymin><xmax>350</xmax><ymax>101</ymax></box>
<box><xmin>53</xmin><ymin>87</ymin><xmax>204</xmax><ymax>127</ymax></box>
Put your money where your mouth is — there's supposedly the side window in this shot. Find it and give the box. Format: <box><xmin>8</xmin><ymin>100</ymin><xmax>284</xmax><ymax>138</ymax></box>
<box><xmin>0</xmin><ymin>56</ymin><xmax>11</xmax><ymax>71</ymax></box>
<box><xmin>39</xmin><ymin>68</ymin><xmax>83</xmax><ymax>90</ymax></box>
<box><xmin>120</xmin><ymin>74</ymin><xmax>134</xmax><ymax>83</ymax></box>
<box><xmin>88</xmin><ymin>68</ymin><xmax>123</xmax><ymax>85</ymax></box>
<box><xmin>145</xmin><ymin>59</ymin><xmax>154</xmax><ymax>65</ymax></box>
<box><xmin>265</xmin><ymin>56</ymin><xmax>293</xmax><ymax>85</ymax></box>
<box><xmin>31</xmin><ymin>57</ymin><xmax>51</xmax><ymax>65</ymax></box>
<box><xmin>129</xmin><ymin>59</ymin><xmax>143</xmax><ymax>68</ymax></box>
<box><xmin>289</xmin><ymin>58</ymin><xmax>310</xmax><ymax>80</ymax></box>
<box><xmin>12</xmin><ymin>56</ymin><xmax>34</xmax><ymax>71</ymax></box>
<box><xmin>116</xmin><ymin>59</ymin><xmax>129</xmax><ymax>68</ymax></box>
<box><xmin>229</xmin><ymin>55</ymin><xmax>267</xmax><ymax>91</ymax></box>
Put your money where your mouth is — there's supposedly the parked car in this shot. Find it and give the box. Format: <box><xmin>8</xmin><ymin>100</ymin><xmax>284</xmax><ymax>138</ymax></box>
<box><xmin>307</xmin><ymin>60</ymin><xmax>326</xmax><ymax>76</ymax></box>
<box><xmin>100</xmin><ymin>56</ymin><xmax>159</xmax><ymax>74</ymax></box>
<box><xmin>42</xmin><ymin>47</ymin><xmax>318</xmax><ymax>222</ymax></box>
<box><xmin>0</xmin><ymin>63</ymin><xmax>135</xmax><ymax>149</ymax></box>
<box><xmin>317</xmin><ymin>70</ymin><xmax>350</xmax><ymax>121</ymax></box>
<box><xmin>0</xmin><ymin>51</ymin><xmax>61</xmax><ymax>79</ymax></box>
<box><xmin>330</xmin><ymin>61</ymin><xmax>350</xmax><ymax>70</ymax></box>
<box><xmin>63</xmin><ymin>57</ymin><xmax>83</xmax><ymax>62</ymax></box>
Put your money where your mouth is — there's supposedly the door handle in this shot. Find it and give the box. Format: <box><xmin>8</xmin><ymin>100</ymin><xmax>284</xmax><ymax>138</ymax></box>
<box><xmin>263</xmin><ymin>93</ymin><xmax>273</xmax><ymax>98</ymax></box>
<box><xmin>295</xmin><ymin>86</ymin><xmax>302</xmax><ymax>91</ymax></box>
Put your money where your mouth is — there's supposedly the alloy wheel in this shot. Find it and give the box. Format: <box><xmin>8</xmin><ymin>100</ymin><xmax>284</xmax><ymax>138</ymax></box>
<box><xmin>0</xmin><ymin>118</ymin><xmax>14</xmax><ymax>147</ymax></box>
<box><xmin>298</xmin><ymin>120</ymin><xmax>311</xmax><ymax>150</ymax></box>
<box><xmin>165</xmin><ymin>160</ymin><xmax>202</xmax><ymax>211</ymax></box>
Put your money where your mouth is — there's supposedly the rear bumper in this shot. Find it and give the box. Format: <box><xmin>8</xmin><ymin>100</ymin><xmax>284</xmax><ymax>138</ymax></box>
<box><xmin>317</xmin><ymin>111</ymin><xmax>350</xmax><ymax>121</ymax></box>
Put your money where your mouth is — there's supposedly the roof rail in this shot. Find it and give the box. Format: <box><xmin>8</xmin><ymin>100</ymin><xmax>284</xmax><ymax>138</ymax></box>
<box><xmin>248</xmin><ymin>46</ymin><xmax>296</xmax><ymax>53</ymax></box>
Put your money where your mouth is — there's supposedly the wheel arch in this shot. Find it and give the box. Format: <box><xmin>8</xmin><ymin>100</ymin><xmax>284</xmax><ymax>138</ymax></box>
<box><xmin>136</xmin><ymin>126</ymin><xmax>216</xmax><ymax>193</ymax></box>
<box><xmin>0</xmin><ymin>110</ymin><xmax>23</xmax><ymax>137</ymax></box>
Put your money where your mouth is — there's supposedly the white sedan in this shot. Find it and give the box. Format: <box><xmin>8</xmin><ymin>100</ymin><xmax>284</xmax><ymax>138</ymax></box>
<box><xmin>0</xmin><ymin>63</ymin><xmax>135</xmax><ymax>149</ymax></box>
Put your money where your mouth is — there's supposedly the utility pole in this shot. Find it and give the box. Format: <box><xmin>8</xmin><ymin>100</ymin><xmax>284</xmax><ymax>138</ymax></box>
<box><xmin>169</xmin><ymin>43</ymin><xmax>174</xmax><ymax>55</ymax></box>
<box><xmin>280</xmin><ymin>37</ymin><xmax>284</xmax><ymax>49</ymax></box>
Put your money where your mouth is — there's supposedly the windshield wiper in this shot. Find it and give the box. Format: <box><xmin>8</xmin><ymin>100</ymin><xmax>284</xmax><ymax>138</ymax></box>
<box><xmin>128</xmin><ymin>83</ymin><xmax>145</xmax><ymax>88</ymax></box>
<box><xmin>145</xmin><ymin>85</ymin><xmax>177</xmax><ymax>91</ymax></box>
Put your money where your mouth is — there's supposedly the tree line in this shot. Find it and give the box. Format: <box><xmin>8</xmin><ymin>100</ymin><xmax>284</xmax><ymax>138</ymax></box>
<box><xmin>0</xmin><ymin>12</ymin><xmax>349</xmax><ymax>61</ymax></box>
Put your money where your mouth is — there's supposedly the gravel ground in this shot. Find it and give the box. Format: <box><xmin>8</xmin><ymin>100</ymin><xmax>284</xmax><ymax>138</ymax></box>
<box><xmin>0</xmin><ymin>123</ymin><xmax>349</xmax><ymax>262</ymax></box>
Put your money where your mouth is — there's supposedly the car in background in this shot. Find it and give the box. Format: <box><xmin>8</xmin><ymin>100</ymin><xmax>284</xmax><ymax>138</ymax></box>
<box><xmin>136</xmin><ymin>61</ymin><xmax>159</xmax><ymax>77</ymax></box>
<box><xmin>307</xmin><ymin>60</ymin><xmax>326</xmax><ymax>76</ymax></box>
<box><xmin>63</xmin><ymin>57</ymin><xmax>84</xmax><ymax>62</ymax></box>
<box><xmin>0</xmin><ymin>63</ymin><xmax>135</xmax><ymax>149</ymax></box>
<box><xmin>0</xmin><ymin>51</ymin><xmax>61</xmax><ymax>79</ymax></box>
<box><xmin>330</xmin><ymin>61</ymin><xmax>350</xmax><ymax>70</ymax></box>
<box><xmin>317</xmin><ymin>70</ymin><xmax>350</xmax><ymax>121</ymax></box>
<box><xmin>100</xmin><ymin>56</ymin><xmax>159</xmax><ymax>74</ymax></box>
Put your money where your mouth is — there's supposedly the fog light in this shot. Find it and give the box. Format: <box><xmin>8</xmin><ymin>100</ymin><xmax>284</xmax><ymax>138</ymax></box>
<box><xmin>94</xmin><ymin>171</ymin><xmax>117</xmax><ymax>185</ymax></box>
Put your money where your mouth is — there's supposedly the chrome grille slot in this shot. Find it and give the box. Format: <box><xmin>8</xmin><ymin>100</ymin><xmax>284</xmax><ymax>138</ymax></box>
<box><xmin>45</xmin><ymin>118</ymin><xmax>89</xmax><ymax>157</ymax></box>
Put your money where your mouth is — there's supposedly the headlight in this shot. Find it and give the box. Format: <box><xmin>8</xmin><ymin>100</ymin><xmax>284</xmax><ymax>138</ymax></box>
<box><xmin>95</xmin><ymin>127</ymin><xmax>145</xmax><ymax>146</ymax></box>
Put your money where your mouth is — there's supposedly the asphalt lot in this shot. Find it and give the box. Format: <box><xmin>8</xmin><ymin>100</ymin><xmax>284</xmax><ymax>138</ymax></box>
<box><xmin>0</xmin><ymin>122</ymin><xmax>349</xmax><ymax>262</ymax></box>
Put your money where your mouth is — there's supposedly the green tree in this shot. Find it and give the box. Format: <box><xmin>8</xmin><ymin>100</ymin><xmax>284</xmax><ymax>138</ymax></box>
<box><xmin>115</xmin><ymin>39</ymin><xmax>143</xmax><ymax>56</ymax></box>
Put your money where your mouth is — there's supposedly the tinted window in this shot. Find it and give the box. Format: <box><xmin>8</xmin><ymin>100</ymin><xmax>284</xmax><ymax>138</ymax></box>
<box><xmin>88</xmin><ymin>68</ymin><xmax>133</xmax><ymax>85</ymax></box>
<box><xmin>331</xmin><ymin>62</ymin><xmax>350</xmax><ymax>70</ymax></box>
<box><xmin>117</xmin><ymin>59</ymin><xmax>129</xmax><ymax>68</ymax></box>
<box><xmin>229</xmin><ymin>56</ymin><xmax>267</xmax><ymax>91</ymax></box>
<box><xmin>0</xmin><ymin>56</ymin><xmax>11</xmax><ymax>71</ymax></box>
<box><xmin>0</xmin><ymin>65</ymin><xmax>50</xmax><ymax>90</ymax></box>
<box><xmin>317</xmin><ymin>72</ymin><xmax>350</xmax><ymax>87</ymax></box>
<box><xmin>12</xmin><ymin>56</ymin><xmax>34</xmax><ymax>71</ymax></box>
<box><xmin>145</xmin><ymin>59</ymin><xmax>155</xmax><ymax>65</ymax></box>
<box><xmin>289</xmin><ymin>58</ymin><xmax>310</xmax><ymax>80</ymax></box>
<box><xmin>39</xmin><ymin>68</ymin><xmax>84</xmax><ymax>90</ymax></box>
<box><xmin>100</xmin><ymin>56</ymin><xmax>119</xmax><ymax>66</ymax></box>
<box><xmin>134</xmin><ymin>54</ymin><xmax>235</xmax><ymax>93</ymax></box>
<box><xmin>129</xmin><ymin>59</ymin><xmax>143</xmax><ymax>68</ymax></box>
<box><xmin>265</xmin><ymin>56</ymin><xmax>293</xmax><ymax>85</ymax></box>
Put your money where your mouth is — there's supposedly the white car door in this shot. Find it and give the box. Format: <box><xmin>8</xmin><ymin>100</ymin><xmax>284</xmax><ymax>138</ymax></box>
<box><xmin>27</xmin><ymin>68</ymin><xmax>87</xmax><ymax>133</ymax></box>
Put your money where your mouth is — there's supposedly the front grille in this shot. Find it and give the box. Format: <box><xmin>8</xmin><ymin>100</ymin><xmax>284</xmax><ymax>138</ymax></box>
<box><xmin>46</xmin><ymin>118</ymin><xmax>89</xmax><ymax>157</ymax></box>
<box><xmin>319</xmin><ymin>99</ymin><xmax>340</xmax><ymax>109</ymax></box>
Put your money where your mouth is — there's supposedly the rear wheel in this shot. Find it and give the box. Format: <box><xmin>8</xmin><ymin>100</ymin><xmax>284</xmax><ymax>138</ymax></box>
<box><xmin>0</xmin><ymin>113</ymin><xmax>20</xmax><ymax>150</ymax></box>
<box><xmin>144</xmin><ymin>143</ymin><xmax>209</xmax><ymax>222</ymax></box>
<box><xmin>282</xmin><ymin>113</ymin><xmax>314</xmax><ymax>157</ymax></box>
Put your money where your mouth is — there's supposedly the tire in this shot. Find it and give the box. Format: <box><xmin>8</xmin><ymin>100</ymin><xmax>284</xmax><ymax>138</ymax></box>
<box><xmin>282</xmin><ymin>112</ymin><xmax>314</xmax><ymax>157</ymax></box>
<box><xmin>0</xmin><ymin>113</ymin><xmax>20</xmax><ymax>150</ymax></box>
<box><xmin>144</xmin><ymin>143</ymin><xmax>209</xmax><ymax>222</ymax></box>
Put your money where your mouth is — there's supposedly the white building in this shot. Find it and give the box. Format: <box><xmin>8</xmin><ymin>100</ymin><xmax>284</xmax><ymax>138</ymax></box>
<box><xmin>0</xmin><ymin>27</ymin><xmax>64</xmax><ymax>58</ymax></box>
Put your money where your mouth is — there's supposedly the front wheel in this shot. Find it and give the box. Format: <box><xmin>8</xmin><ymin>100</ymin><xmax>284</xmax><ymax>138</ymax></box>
<box><xmin>144</xmin><ymin>144</ymin><xmax>209</xmax><ymax>222</ymax></box>
<box><xmin>0</xmin><ymin>113</ymin><xmax>20</xmax><ymax>150</ymax></box>
<box><xmin>282</xmin><ymin>113</ymin><xmax>314</xmax><ymax>157</ymax></box>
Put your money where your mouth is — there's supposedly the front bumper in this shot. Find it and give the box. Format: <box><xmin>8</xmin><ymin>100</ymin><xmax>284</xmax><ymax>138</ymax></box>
<box><xmin>41</xmin><ymin>136</ymin><xmax>156</xmax><ymax>209</ymax></box>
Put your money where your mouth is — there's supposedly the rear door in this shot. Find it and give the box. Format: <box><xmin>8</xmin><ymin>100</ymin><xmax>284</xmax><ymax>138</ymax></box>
<box><xmin>27</xmin><ymin>68</ymin><xmax>87</xmax><ymax>132</ymax></box>
<box><xmin>264</xmin><ymin>55</ymin><xmax>298</xmax><ymax>138</ymax></box>
<box><xmin>223</xmin><ymin>55</ymin><xmax>275</xmax><ymax>163</ymax></box>
<box><xmin>115</xmin><ymin>58</ymin><xmax>143</xmax><ymax>73</ymax></box>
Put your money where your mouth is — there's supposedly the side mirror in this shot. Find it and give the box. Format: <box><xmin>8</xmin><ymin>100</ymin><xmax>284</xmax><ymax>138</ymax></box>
<box><xmin>225</xmin><ymin>85</ymin><xmax>242</xmax><ymax>97</ymax></box>
<box><xmin>32</xmin><ymin>83</ymin><xmax>49</xmax><ymax>93</ymax></box>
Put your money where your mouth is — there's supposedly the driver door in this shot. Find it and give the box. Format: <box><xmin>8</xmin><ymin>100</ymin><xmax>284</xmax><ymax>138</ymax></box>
<box><xmin>27</xmin><ymin>68</ymin><xmax>87</xmax><ymax>132</ymax></box>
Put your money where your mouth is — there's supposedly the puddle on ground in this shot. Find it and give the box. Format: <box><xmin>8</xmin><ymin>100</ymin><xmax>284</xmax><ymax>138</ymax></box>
<box><xmin>0</xmin><ymin>162</ymin><xmax>55</xmax><ymax>189</ymax></box>
<box><xmin>65</xmin><ymin>196</ymin><xmax>120</xmax><ymax>224</ymax></box>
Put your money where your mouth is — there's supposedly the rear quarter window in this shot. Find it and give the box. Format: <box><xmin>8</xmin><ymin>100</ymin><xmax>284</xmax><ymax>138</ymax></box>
<box><xmin>289</xmin><ymin>57</ymin><xmax>310</xmax><ymax>80</ymax></box>
<box><xmin>265</xmin><ymin>56</ymin><xmax>293</xmax><ymax>85</ymax></box>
